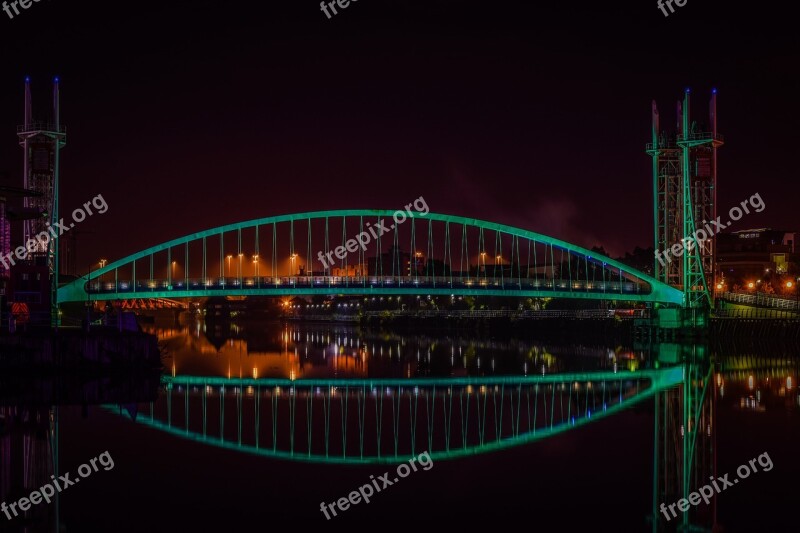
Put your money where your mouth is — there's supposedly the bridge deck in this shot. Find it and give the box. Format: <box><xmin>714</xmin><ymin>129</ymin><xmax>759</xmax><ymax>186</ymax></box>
<box><xmin>68</xmin><ymin>275</ymin><xmax>670</xmax><ymax>303</ymax></box>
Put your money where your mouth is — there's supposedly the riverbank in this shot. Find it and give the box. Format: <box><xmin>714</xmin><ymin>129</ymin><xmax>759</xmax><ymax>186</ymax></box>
<box><xmin>284</xmin><ymin>308</ymin><xmax>800</xmax><ymax>342</ymax></box>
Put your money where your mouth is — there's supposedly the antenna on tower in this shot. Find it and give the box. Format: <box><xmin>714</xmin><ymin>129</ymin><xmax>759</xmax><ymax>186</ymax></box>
<box><xmin>651</xmin><ymin>100</ymin><xmax>660</xmax><ymax>148</ymax></box>
<box><xmin>24</xmin><ymin>76</ymin><xmax>32</xmax><ymax>127</ymax></box>
<box><xmin>709</xmin><ymin>88</ymin><xmax>717</xmax><ymax>136</ymax></box>
<box><xmin>53</xmin><ymin>76</ymin><xmax>60</xmax><ymax>128</ymax></box>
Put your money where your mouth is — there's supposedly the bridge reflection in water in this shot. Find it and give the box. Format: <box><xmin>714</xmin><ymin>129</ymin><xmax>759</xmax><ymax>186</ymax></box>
<box><xmin>112</xmin><ymin>369</ymin><xmax>682</xmax><ymax>463</ymax></box>
<box><xmin>89</xmin><ymin>334</ymin><xmax>797</xmax><ymax>532</ymax></box>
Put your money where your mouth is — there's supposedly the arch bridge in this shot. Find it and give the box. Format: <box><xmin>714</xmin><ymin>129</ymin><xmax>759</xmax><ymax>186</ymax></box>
<box><xmin>58</xmin><ymin>210</ymin><xmax>683</xmax><ymax>305</ymax></box>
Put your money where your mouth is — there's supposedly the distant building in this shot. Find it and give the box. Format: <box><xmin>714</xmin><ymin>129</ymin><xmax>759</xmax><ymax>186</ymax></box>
<box><xmin>7</xmin><ymin>258</ymin><xmax>51</xmax><ymax>327</ymax></box>
<box><xmin>0</xmin><ymin>199</ymin><xmax>10</xmax><ymax>274</ymax></box>
<box><xmin>0</xmin><ymin>183</ymin><xmax>45</xmax><ymax>327</ymax></box>
<box><xmin>368</xmin><ymin>245</ymin><xmax>418</xmax><ymax>277</ymax></box>
<box><xmin>332</xmin><ymin>263</ymin><xmax>368</xmax><ymax>277</ymax></box>
<box><xmin>716</xmin><ymin>228</ymin><xmax>797</xmax><ymax>281</ymax></box>
<box><xmin>0</xmin><ymin>184</ymin><xmax>42</xmax><ymax>278</ymax></box>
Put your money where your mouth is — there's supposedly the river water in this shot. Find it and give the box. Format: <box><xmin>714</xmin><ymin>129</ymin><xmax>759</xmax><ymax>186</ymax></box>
<box><xmin>2</xmin><ymin>319</ymin><xmax>797</xmax><ymax>532</ymax></box>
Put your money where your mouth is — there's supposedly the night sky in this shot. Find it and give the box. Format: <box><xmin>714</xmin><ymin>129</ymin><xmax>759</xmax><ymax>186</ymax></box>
<box><xmin>1</xmin><ymin>0</ymin><xmax>797</xmax><ymax>271</ymax></box>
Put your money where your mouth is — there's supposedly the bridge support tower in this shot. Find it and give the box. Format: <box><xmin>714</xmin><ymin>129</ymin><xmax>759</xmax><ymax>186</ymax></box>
<box><xmin>17</xmin><ymin>77</ymin><xmax>66</xmax><ymax>327</ymax></box>
<box><xmin>648</xmin><ymin>89</ymin><xmax>723</xmax><ymax>310</ymax></box>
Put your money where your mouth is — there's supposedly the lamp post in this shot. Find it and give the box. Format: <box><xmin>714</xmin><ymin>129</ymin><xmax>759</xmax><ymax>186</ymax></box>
<box><xmin>787</xmin><ymin>280</ymin><xmax>798</xmax><ymax>310</ymax></box>
<box><xmin>84</xmin><ymin>262</ymin><xmax>98</xmax><ymax>331</ymax></box>
<box><xmin>290</xmin><ymin>253</ymin><xmax>298</xmax><ymax>276</ymax></box>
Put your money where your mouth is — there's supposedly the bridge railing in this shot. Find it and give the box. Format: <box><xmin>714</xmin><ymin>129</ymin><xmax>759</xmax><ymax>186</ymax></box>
<box><xmin>84</xmin><ymin>275</ymin><xmax>648</xmax><ymax>295</ymax></box>
<box><xmin>714</xmin><ymin>308</ymin><xmax>799</xmax><ymax>320</ymax></box>
<box><xmin>720</xmin><ymin>291</ymin><xmax>799</xmax><ymax>311</ymax></box>
<box><xmin>17</xmin><ymin>121</ymin><xmax>66</xmax><ymax>133</ymax></box>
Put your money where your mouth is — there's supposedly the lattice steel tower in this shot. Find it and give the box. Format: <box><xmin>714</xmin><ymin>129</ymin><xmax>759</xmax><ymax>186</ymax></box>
<box><xmin>17</xmin><ymin>77</ymin><xmax>66</xmax><ymax>325</ymax></box>
<box><xmin>647</xmin><ymin>89</ymin><xmax>722</xmax><ymax>308</ymax></box>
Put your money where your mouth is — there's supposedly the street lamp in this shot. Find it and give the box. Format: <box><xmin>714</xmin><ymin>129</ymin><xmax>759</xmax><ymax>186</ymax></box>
<box><xmin>290</xmin><ymin>253</ymin><xmax>298</xmax><ymax>276</ymax></box>
<box><xmin>98</xmin><ymin>259</ymin><xmax>107</xmax><ymax>283</ymax></box>
<box><xmin>226</xmin><ymin>255</ymin><xmax>232</xmax><ymax>276</ymax></box>
<box><xmin>787</xmin><ymin>280</ymin><xmax>798</xmax><ymax>309</ymax></box>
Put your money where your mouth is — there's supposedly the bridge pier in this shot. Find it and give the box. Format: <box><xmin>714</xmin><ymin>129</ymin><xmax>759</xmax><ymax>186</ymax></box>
<box><xmin>635</xmin><ymin>308</ymin><xmax>710</xmax><ymax>343</ymax></box>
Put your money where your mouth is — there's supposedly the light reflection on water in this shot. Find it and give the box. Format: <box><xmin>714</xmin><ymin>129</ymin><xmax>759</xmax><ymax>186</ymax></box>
<box><xmin>145</xmin><ymin>320</ymin><xmax>646</xmax><ymax>380</ymax></box>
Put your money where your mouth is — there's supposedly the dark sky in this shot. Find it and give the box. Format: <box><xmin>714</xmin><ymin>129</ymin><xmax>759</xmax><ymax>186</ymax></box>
<box><xmin>1</xmin><ymin>0</ymin><xmax>797</xmax><ymax>270</ymax></box>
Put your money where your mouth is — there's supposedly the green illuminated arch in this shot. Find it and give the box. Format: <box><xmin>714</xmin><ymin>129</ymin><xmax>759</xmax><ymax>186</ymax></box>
<box><xmin>58</xmin><ymin>210</ymin><xmax>683</xmax><ymax>305</ymax></box>
<box><xmin>107</xmin><ymin>368</ymin><xmax>683</xmax><ymax>464</ymax></box>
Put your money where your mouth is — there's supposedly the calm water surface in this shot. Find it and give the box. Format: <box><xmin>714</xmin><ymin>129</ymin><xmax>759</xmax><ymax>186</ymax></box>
<box><xmin>2</xmin><ymin>320</ymin><xmax>797</xmax><ymax>532</ymax></box>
